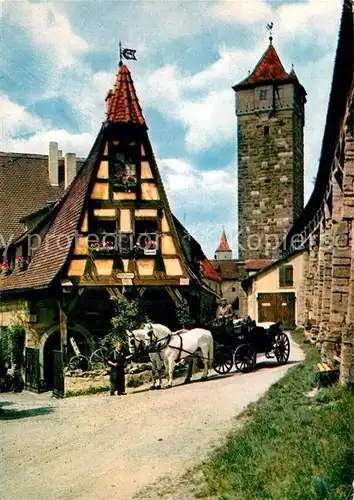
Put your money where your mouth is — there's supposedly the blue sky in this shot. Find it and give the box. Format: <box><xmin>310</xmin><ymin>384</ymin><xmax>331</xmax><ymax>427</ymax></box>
<box><xmin>1</xmin><ymin>0</ymin><xmax>343</xmax><ymax>258</ymax></box>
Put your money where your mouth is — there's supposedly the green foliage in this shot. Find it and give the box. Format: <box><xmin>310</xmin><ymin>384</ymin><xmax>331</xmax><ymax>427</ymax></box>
<box><xmin>191</xmin><ymin>330</ymin><xmax>354</xmax><ymax>499</ymax></box>
<box><xmin>107</xmin><ymin>298</ymin><xmax>149</xmax><ymax>349</ymax></box>
<box><xmin>127</xmin><ymin>375</ymin><xmax>144</xmax><ymax>388</ymax></box>
<box><xmin>176</xmin><ymin>299</ymin><xmax>195</xmax><ymax>328</ymax></box>
<box><xmin>0</xmin><ymin>323</ymin><xmax>25</xmax><ymax>370</ymax></box>
<box><xmin>65</xmin><ymin>384</ymin><xmax>110</xmax><ymax>397</ymax></box>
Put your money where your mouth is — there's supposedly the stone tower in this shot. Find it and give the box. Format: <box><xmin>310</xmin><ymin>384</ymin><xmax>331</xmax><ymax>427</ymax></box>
<box><xmin>233</xmin><ymin>40</ymin><xmax>306</xmax><ymax>260</ymax></box>
<box><xmin>214</xmin><ymin>228</ymin><xmax>232</xmax><ymax>260</ymax></box>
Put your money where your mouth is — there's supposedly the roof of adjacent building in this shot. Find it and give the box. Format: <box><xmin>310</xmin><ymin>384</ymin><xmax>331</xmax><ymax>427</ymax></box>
<box><xmin>0</xmin><ymin>153</ymin><xmax>66</xmax><ymax>245</ymax></box>
<box><xmin>210</xmin><ymin>259</ymin><xmax>274</xmax><ymax>280</ymax></box>
<box><xmin>283</xmin><ymin>0</ymin><xmax>353</xmax><ymax>251</ymax></box>
<box><xmin>0</xmin><ymin>132</ymin><xmax>104</xmax><ymax>292</ymax></box>
<box><xmin>172</xmin><ymin>216</ymin><xmax>221</xmax><ymax>282</ymax></box>
<box><xmin>105</xmin><ymin>64</ymin><xmax>146</xmax><ymax>126</ymax></box>
<box><xmin>216</xmin><ymin>229</ymin><xmax>231</xmax><ymax>252</ymax></box>
<box><xmin>242</xmin><ymin>249</ymin><xmax>306</xmax><ymax>288</ymax></box>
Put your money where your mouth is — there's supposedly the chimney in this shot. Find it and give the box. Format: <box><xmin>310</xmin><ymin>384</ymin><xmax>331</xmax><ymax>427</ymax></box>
<box><xmin>65</xmin><ymin>153</ymin><xmax>77</xmax><ymax>189</ymax></box>
<box><xmin>48</xmin><ymin>142</ymin><xmax>59</xmax><ymax>186</ymax></box>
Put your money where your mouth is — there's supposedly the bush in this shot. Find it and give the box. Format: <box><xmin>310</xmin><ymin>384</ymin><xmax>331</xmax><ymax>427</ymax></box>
<box><xmin>0</xmin><ymin>323</ymin><xmax>25</xmax><ymax>370</ymax></box>
<box><xmin>107</xmin><ymin>298</ymin><xmax>149</xmax><ymax>349</ymax></box>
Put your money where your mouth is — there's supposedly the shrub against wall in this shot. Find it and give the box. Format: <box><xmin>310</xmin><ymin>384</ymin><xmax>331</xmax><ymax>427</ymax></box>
<box><xmin>108</xmin><ymin>298</ymin><xmax>149</xmax><ymax>348</ymax></box>
<box><xmin>0</xmin><ymin>323</ymin><xmax>25</xmax><ymax>372</ymax></box>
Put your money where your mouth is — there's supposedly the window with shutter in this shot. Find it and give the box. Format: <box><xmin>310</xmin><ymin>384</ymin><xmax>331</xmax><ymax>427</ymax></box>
<box><xmin>279</xmin><ymin>265</ymin><xmax>293</xmax><ymax>287</ymax></box>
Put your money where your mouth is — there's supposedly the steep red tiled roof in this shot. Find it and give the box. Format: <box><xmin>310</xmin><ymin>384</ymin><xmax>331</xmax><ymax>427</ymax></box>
<box><xmin>234</xmin><ymin>44</ymin><xmax>291</xmax><ymax>89</ymax></box>
<box><xmin>106</xmin><ymin>64</ymin><xmax>146</xmax><ymax>125</ymax></box>
<box><xmin>201</xmin><ymin>258</ymin><xmax>222</xmax><ymax>282</ymax></box>
<box><xmin>216</xmin><ymin>229</ymin><xmax>231</xmax><ymax>252</ymax></box>
<box><xmin>0</xmin><ymin>130</ymin><xmax>104</xmax><ymax>292</ymax></box>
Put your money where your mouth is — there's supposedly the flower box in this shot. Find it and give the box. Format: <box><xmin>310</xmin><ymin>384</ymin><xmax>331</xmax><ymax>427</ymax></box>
<box><xmin>111</xmin><ymin>174</ymin><xmax>137</xmax><ymax>192</ymax></box>
<box><xmin>1</xmin><ymin>263</ymin><xmax>11</xmax><ymax>276</ymax></box>
<box><xmin>16</xmin><ymin>257</ymin><xmax>27</xmax><ymax>272</ymax></box>
<box><xmin>89</xmin><ymin>241</ymin><xmax>116</xmax><ymax>254</ymax></box>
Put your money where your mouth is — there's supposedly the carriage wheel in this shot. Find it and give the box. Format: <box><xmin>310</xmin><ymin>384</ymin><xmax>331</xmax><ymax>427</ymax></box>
<box><xmin>234</xmin><ymin>344</ymin><xmax>256</xmax><ymax>373</ymax></box>
<box><xmin>212</xmin><ymin>345</ymin><xmax>233</xmax><ymax>374</ymax></box>
<box><xmin>89</xmin><ymin>348</ymin><xmax>109</xmax><ymax>367</ymax></box>
<box><xmin>68</xmin><ymin>355</ymin><xmax>90</xmax><ymax>372</ymax></box>
<box><xmin>273</xmin><ymin>332</ymin><xmax>290</xmax><ymax>365</ymax></box>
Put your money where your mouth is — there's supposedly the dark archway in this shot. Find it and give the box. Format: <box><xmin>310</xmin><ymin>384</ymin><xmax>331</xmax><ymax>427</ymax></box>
<box><xmin>233</xmin><ymin>297</ymin><xmax>240</xmax><ymax>317</ymax></box>
<box><xmin>142</xmin><ymin>288</ymin><xmax>178</xmax><ymax>330</ymax></box>
<box><xmin>43</xmin><ymin>331</ymin><xmax>60</xmax><ymax>390</ymax></box>
<box><xmin>43</xmin><ymin>330</ymin><xmax>89</xmax><ymax>390</ymax></box>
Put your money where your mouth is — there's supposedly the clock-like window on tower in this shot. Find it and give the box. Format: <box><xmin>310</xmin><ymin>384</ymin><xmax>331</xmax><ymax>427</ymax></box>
<box><xmin>260</xmin><ymin>88</ymin><xmax>268</xmax><ymax>100</ymax></box>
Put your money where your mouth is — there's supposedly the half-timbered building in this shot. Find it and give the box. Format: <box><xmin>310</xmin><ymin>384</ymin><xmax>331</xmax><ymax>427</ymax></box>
<box><xmin>0</xmin><ymin>62</ymin><xmax>220</xmax><ymax>392</ymax></box>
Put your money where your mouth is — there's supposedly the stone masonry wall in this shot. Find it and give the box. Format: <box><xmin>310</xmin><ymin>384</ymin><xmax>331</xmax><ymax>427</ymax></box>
<box><xmin>237</xmin><ymin>87</ymin><xmax>304</xmax><ymax>260</ymax></box>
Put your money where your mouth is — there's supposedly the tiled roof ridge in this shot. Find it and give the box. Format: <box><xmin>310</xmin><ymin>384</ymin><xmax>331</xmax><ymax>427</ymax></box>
<box><xmin>106</xmin><ymin>64</ymin><xmax>146</xmax><ymax>125</ymax></box>
<box><xmin>0</xmin><ymin>151</ymin><xmax>86</xmax><ymax>160</ymax></box>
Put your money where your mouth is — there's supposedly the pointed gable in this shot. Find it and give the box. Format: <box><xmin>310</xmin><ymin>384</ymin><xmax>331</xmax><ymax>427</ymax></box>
<box><xmin>105</xmin><ymin>64</ymin><xmax>146</xmax><ymax>126</ymax></box>
<box><xmin>234</xmin><ymin>44</ymin><xmax>291</xmax><ymax>90</ymax></box>
<box><xmin>216</xmin><ymin>229</ymin><xmax>231</xmax><ymax>252</ymax></box>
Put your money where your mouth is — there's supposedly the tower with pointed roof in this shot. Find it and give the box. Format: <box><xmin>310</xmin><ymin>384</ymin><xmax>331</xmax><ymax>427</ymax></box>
<box><xmin>233</xmin><ymin>38</ymin><xmax>306</xmax><ymax>260</ymax></box>
<box><xmin>214</xmin><ymin>228</ymin><xmax>232</xmax><ymax>260</ymax></box>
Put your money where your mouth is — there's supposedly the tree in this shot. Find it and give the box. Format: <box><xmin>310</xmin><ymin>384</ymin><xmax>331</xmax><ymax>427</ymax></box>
<box><xmin>176</xmin><ymin>299</ymin><xmax>195</xmax><ymax>329</ymax></box>
<box><xmin>107</xmin><ymin>298</ymin><xmax>149</xmax><ymax>348</ymax></box>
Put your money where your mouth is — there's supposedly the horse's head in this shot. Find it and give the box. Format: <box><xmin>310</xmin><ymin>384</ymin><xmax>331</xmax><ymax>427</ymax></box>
<box><xmin>126</xmin><ymin>329</ymin><xmax>149</xmax><ymax>355</ymax></box>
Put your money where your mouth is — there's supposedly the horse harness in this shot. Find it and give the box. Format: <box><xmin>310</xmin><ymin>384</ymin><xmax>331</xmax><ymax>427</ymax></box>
<box><xmin>149</xmin><ymin>328</ymin><xmax>208</xmax><ymax>363</ymax></box>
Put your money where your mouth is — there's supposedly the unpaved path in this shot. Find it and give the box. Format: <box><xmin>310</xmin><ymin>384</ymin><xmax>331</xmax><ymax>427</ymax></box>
<box><xmin>0</xmin><ymin>335</ymin><xmax>304</xmax><ymax>500</ymax></box>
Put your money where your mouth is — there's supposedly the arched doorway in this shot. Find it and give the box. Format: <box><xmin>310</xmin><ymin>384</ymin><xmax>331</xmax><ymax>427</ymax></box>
<box><xmin>42</xmin><ymin>326</ymin><xmax>93</xmax><ymax>390</ymax></box>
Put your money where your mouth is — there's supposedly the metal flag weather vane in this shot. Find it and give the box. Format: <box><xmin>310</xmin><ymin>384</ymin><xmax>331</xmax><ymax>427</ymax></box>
<box><xmin>266</xmin><ymin>22</ymin><xmax>274</xmax><ymax>43</ymax></box>
<box><xmin>119</xmin><ymin>41</ymin><xmax>137</xmax><ymax>65</ymax></box>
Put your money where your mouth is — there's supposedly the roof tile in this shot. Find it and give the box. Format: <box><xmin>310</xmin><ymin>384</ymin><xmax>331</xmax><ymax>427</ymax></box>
<box><xmin>106</xmin><ymin>64</ymin><xmax>146</xmax><ymax>125</ymax></box>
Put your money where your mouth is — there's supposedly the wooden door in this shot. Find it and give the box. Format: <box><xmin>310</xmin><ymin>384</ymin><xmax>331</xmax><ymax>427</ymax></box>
<box><xmin>258</xmin><ymin>293</ymin><xmax>295</xmax><ymax>327</ymax></box>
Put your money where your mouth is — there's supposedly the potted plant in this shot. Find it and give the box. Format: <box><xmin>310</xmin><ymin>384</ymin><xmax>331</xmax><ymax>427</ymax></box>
<box><xmin>125</xmin><ymin>175</ymin><xmax>137</xmax><ymax>191</ymax></box>
<box><xmin>89</xmin><ymin>240</ymin><xmax>116</xmax><ymax>254</ymax></box>
<box><xmin>143</xmin><ymin>239</ymin><xmax>157</xmax><ymax>256</ymax></box>
<box><xmin>1</xmin><ymin>262</ymin><xmax>11</xmax><ymax>276</ymax></box>
<box><xmin>16</xmin><ymin>256</ymin><xmax>27</xmax><ymax>272</ymax></box>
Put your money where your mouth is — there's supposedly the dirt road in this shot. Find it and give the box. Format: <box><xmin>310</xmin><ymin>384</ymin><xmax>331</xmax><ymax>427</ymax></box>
<box><xmin>0</xmin><ymin>335</ymin><xmax>303</xmax><ymax>500</ymax></box>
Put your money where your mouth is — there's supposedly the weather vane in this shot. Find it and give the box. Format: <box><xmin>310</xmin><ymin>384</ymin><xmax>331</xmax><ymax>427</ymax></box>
<box><xmin>266</xmin><ymin>22</ymin><xmax>274</xmax><ymax>44</ymax></box>
<box><xmin>119</xmin><ymin>41</ymin><xmax>137</xmax><ymax>66</ymax></box>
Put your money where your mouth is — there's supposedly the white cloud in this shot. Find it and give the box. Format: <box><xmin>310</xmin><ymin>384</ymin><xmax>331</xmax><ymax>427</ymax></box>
<box><xmin>0</xmin><ymin>95</ymin><xmax>44</xmax><ymax>142</ymax></box>
<box><xmin>2</xmin><ymin>128</ymin><xmax>95</xmax><ymax>158</ymax></box>
<box><xmin>4</xmin><ymin>1</ymin><xmax>88</xmax><ymax>68</ymax></box>
<box><xmin>211</xmin><ymin>0</ymin><xmax>272</xmax><ymax>24</ymax></box>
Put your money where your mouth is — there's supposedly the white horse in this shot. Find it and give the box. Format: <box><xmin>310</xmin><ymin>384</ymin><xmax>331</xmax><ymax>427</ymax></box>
<box><xmin>128</xmin><ymin>324</ymin><xmax>214</xmax><ymax>388</ymax></box>
<box><xmin>127</xmin><ymin>324</ymin><xmax>171</xmax><ymax>389</ymax></box>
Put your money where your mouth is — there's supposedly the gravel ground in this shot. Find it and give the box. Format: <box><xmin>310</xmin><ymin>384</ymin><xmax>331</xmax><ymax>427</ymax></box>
<box><xmin>0</xmin><ymin>334</ymin><xmax>304</xmax><ymax>500</ymax></box>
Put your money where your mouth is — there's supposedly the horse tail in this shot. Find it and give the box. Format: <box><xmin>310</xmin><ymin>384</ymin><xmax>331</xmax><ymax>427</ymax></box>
<box><xmin>208</xmin><ymin>334</ymin><xmax>214</xmax><ymax>369</ymax></box>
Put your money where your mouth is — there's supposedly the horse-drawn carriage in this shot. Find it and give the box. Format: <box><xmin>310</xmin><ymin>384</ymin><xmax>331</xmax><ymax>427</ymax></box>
<box><xmin>211</xmin><ymin>317</ymin><xmax>290</xmax><ymax>374</ymax></box>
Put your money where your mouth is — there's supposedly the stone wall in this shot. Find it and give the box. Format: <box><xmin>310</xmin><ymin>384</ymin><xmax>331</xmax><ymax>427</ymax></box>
<box><xmin>304</xmin><ymin>90</ymin><xmax>354</xmax><ymax>385</ymax></box>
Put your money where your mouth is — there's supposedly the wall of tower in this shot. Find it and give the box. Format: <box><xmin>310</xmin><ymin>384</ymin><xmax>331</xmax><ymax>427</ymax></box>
<box><xmin>237</xmin><ymin>83</ymin><xmax>304</xmax><ymax>260</ymax></box>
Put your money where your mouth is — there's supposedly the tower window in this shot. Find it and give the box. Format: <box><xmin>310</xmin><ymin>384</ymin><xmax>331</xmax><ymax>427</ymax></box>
<box><xmin>260</xmin><ymin>89</ymin><xmax>268</xmax><ymax>100</ymax></box>
<box><xmin>264</xmin><ymin>126</ymin><xmax>269</xmax><ymax>136</ymax></box>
